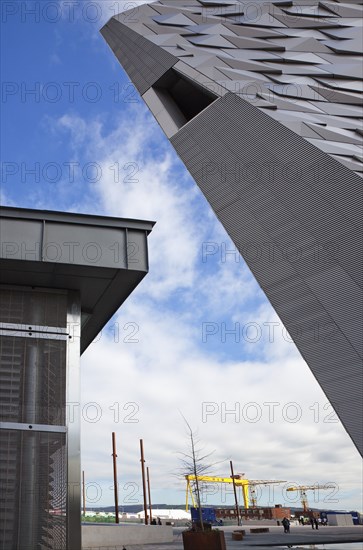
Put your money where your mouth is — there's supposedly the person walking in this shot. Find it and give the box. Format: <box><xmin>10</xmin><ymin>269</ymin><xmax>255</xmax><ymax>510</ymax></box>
<box><xmin>282</xmin><ymin>517</ymin><xmax>290</xmax><ymax>533</ymax></box>
<box><xmin>314</xmin><ymin>518</ymin><xmax>319</xmax><ymax>530</ymax></box>
<box><xmin>310</xmin><ymin>517</ymin><xmax>315</xmax><ymax>529</ymax></box>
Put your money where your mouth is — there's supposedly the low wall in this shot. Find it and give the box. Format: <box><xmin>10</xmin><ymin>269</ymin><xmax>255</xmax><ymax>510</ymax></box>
<box><xmin>82</xmin><ymin>523</ymin><xmax>174</xmax><ymax>548</ymax></box>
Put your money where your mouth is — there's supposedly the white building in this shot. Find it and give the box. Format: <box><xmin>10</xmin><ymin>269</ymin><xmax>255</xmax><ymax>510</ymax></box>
<box><xmin>136</xmin><ymin>509</ymin><xmax>191</xmax><ymax>521</ymax></box>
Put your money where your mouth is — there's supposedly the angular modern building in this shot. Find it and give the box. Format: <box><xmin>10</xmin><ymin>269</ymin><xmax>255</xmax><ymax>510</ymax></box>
<box><xmin>101</xmin><ymin>0</ymin><xmax>362</xmax><ymax>455</ymax></box>
<box><xmin>0</xmin><ymin>207</ymin><xmax>154</xmax><ymax>549</ymax></box>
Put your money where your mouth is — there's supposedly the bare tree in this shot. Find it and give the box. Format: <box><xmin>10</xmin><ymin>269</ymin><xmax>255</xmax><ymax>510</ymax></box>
<box><xmin>177</xmin><ymin>414</ymin><xmax>224</xmax><ymax>532</ymax></box>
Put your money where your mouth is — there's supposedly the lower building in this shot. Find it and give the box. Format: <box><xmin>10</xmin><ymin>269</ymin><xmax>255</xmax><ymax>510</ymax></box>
<box><xmin>259</xmin><ymin>506</ymin><xmax>291</xmax><ymax>521</ymax></box>
<box><xmin>215</xmin><ymin>506</ymin><xmax>291</xmax><ymax>520</ymax></box>
<box><xmin>0</xmin><ymin>207</ymin><xmax>154</xmax><ymax>550</ymax></box>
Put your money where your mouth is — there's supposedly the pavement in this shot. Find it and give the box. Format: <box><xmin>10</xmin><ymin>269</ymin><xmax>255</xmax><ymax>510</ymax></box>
<box><xmin>120</xmin><ymin>525</ymin><xmax>363</xmax><ymax>550</ymax></box>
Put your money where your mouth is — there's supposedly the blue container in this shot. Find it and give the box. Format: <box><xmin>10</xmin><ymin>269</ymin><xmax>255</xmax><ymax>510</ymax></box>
<box><xmin>191</xmin><ymin>507</ymin><xmax>217</xmax><ymax>524</ymax></box>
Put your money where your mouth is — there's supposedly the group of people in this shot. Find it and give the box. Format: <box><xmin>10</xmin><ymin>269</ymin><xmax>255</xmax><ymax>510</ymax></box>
<box><xmin>309</xmin><ymin>517</ymin><xmax>320</xmax><ymax>529</ymax></box>
<box><xmin>282</xmin><ymin>515</ymin><xmax>327</xmax><ymax>533</ymax></box>
<box><xmin>150</xmin><ymin>517</ymin><xmax>162</xmax><ymax>525</ymax></box>
<box><xmin>299</xmin><ymin>516</ymin><xmax>327</xmax><ymax>527</ymax></box>
<box><xmin>310</xmin><ymin>516</ymin><xmax>328</xmax><ymax>528</ymax></box>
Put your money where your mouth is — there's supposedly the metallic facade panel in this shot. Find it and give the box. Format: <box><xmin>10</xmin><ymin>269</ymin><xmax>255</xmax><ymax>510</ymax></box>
<box><xmin>0</xmin><ymin>422</ymin><xmax>67</xmax><ymax>433</ymax></box>
<box><xmin>100</xmin><ymin>18</ymin><xmax>177</xmax><ymax>96</ymax></box>
<box><xmin>170</xmin><ymin>94</ymin><xmax>362</xmax><ymax>455</ymax></box>
<box><xmin>0</xmin><ymin>287</ymin><xmax>68</xmax><ymax>327</ymax></box>
<box><xmin>100</xmin><ymin>0</ymin><xmax>363</xmax><ymax>176</ymax></box>
<box><xmin>0</xmin><ymin>288</ymin><xmax>70</xmax><ymax>550</ymax></box>
<box><xmin>0</xmin><ymin>334</ymin><xmax>66</xmax><ymax>425</ymax></box>
<box><xmin>0</xmin><ymin>430</ymin><xmax>67</xmax><ymax>550</ymax></box>
<box><xmin>66</xmin><ymin>291</ymin><xmax>81</xmax><ymax>550</ymax></box>
<box><xmin>0</xmin><ymin>218</ymin><xmax>43</xmax><ymax>262</ymax></box>
<box><xmin>0</xmin><ymin>288</ymin><xmax>82</xmax><ymax>550</ymax></box>
<box><xmin>0</xmin><ymin>207</ymin><xmax>154</xmax><ymax>353</ymax></box>
<box><xmin>127</xmin><ymin>229</ymin><xmax>150</xmax><ymax>271</ymax></box>
<box><xmin>102</xmin><ymin>0</ymin><xmax>363</xmax><ymax>456</ymax></box>
<box><xmin>0</xmin><ymin>206</ymin><xmax>154</xmax><ymax>232</ymax></box>
<box><xmin>0</xmin><ymin>208</ymin><xmax>153</xmax><ymax>549</ymax></box>
<box><xmin>44</xmin><ymin>223</ymin><xmax>128</xmax><ymax>269</ymax></box>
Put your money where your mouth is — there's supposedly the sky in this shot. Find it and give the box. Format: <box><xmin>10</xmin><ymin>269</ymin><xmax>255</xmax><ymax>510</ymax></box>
<box><xmin>1</xmin><ymin>0</ymin><xmax>362</xmax><ymax>512</ymax></box>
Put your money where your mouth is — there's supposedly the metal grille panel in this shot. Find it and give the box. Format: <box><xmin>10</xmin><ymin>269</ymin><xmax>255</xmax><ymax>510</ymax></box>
<box><xmin>0</xmin><ymin>288</ymin><xmax>69</xmax><ymax>550</ymax></box>
<box><xmin>0</xmin><ymin>336</ymin><xmax>66</xmax><ymax>425</ymax></box>
<box><xmin>0</xmin><ymin>288</ymin><xmax>67</xmax><ymax>328</ymax></box>
<box><xmin>0</xmin><ymin>430</ymin><xmax>67</xmax><ymax>550</ymax></box>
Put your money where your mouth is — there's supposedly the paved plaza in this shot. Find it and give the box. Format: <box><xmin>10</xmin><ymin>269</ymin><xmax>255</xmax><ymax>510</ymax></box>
<box><xmin>119</xmin><ymin>525</ymin><xmax>363</xmax><ymax>550</ymax></box>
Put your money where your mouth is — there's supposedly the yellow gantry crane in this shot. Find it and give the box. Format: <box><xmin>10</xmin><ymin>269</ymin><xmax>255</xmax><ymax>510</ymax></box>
<box><xmin>286</xmin><ymin>484</ymin><xmax>336</xmax><ymax>512</ymax></box>
<box><xmin>185</xmin><ymin>474</ymin><xmax>285</xmax><ymax>511</ymax></box>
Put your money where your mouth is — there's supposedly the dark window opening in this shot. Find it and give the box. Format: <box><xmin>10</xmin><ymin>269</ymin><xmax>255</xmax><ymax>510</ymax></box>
<box><xmin>152</xmin><ymin>68</ymin><xmax>217</xmax><ymax>127</ymax></box>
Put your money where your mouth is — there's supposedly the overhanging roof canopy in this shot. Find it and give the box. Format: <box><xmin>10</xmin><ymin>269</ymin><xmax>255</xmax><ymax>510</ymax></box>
<box><xmin>0</xmin><ymin>207</ymin><xmax>155</xmax><ymax>353</ymax></box>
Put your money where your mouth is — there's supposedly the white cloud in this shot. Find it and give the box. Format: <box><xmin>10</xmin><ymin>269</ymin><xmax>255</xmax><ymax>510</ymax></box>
<box><xmin>48</xmin><ymin>107</ymin><xmax>363</xmax><ymax>512</ymax></box>
<box><xmin>0</xmin><ymin>189</ymin><xmax>16</xmax><ymax>208</ymax></box>
<box><xmin>81</xmin><ymin>303</ymin><xmax>361</xmax><ymax>510</ymax></box>
<box><xmin>54</xmin><ymin>107</ymin><xmax>208</xmax><ymax>298</ymax></box>
<box><xmin>1</xmin><ymin>0</ymin><xmax>357</xmax><ymax>521</ymax></box>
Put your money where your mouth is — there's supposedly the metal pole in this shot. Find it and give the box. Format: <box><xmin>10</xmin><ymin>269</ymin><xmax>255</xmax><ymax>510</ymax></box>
<box><xmin>140</xmin><ymin>439</ymin><xmax>148</xmax><ymax>525</ymax></box>
<box><xmin>230</xmin><ymin>460</ymin><xmax>241</xmax><ymax>526</ymax></box>
<box><xmin>82</xmin><ymin>470</ymin><xmax>86</xmax><ymax>517</ymax></box>
<box><xmin>147</xmin><ymin>466</ymin><xmax>153</xmax><ymax>523</ymax></box>
<box><xmin>66</xmin><ymin>291</ymin><xmax>82</xmax><ymax>550</ymax></box>
<box><xmin>112</xmin><ymin>432</ymin><xmax>119</xmax><ymax>524</ymax></box>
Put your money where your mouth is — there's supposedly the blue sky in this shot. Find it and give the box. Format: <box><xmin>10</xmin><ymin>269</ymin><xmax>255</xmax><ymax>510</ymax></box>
<box><xmin>1</xmin><ymin>1</ymin><xmax>362</xmax><ymax>512</ymax></box>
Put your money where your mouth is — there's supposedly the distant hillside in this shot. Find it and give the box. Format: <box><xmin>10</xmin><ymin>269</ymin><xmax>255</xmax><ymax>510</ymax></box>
<box><xmin>86</xmin><ymin>504</ymin><xmax>187</xmax><ymax>513</ymax></box>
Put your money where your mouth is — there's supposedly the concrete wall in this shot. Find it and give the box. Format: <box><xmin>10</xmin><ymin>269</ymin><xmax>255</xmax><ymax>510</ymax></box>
<box><xmin>82</xmin><ymin>524</ymin><xmax>173</xmax><ymax>548</ymax></box>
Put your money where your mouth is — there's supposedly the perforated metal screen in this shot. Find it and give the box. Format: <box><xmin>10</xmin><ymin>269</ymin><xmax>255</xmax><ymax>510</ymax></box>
<box><xmin>0</xmin><ymin>336</ymin><xmax>66</xmax><ymax>426</ymax></box>
<box><xmin>0</xmin><ymin>430</ymin><xmax>67</xmax><ymax>550</ymax></box>
<box><xmin>0</xmin><ymin>288</ymin><xmax>69</xmax><ymax>550</ymax></box>
<box><xmin>0</xmin><ymin>288</ymin><xmax>67</xmax><ymax>327</ymax></box>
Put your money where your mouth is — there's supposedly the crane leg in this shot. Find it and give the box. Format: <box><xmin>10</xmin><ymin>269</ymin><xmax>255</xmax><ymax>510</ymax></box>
<box><xmin>243</xmin><ymin>484</ymin><xmax>249</xmax><ymax>510</ymax></box>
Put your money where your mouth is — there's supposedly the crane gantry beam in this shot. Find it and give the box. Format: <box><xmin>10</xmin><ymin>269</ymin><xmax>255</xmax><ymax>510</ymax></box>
<box><xmin>286</xmin><ymin>484</ymin><xmax>336</xmax><ymax>512</ymax></box>
<box><xmin>185</xmin><ymin>475</ymin><xmax>285</xmax><ymax>511</ymax></box>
